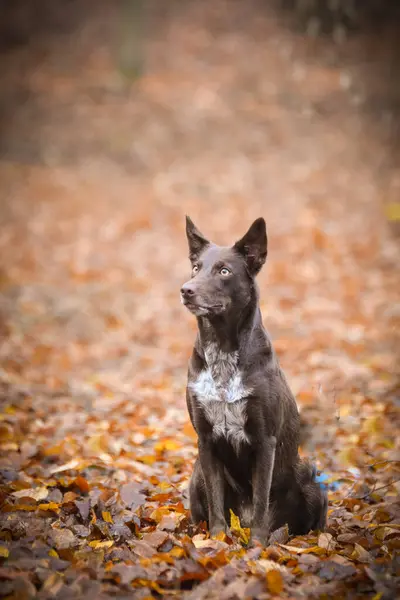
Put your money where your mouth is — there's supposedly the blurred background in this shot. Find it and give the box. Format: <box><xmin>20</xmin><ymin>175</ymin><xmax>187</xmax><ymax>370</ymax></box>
<box><xmin>0</xmin><ymin>0</ymin><xmax>399</xmax><ymax>453</ymax></box>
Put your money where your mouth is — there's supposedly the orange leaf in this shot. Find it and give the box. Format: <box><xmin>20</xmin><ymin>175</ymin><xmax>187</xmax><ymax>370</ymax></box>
<box><xmin>74</xmin><ymin>476</ymin><xmax>90</xmax><ymax>493</ymax></box>
<box><xmin>38</xmin><ymin>502</ymin><xmax>60</xmax><ymax>514</ymax></box>
<box><xmin>266</xmin><ymin>569</ymin><xmax>284</xmax><ymax>595</ymax></box>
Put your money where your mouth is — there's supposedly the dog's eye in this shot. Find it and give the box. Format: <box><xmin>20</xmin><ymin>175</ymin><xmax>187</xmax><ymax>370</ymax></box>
<box><xmin>192</xmin><ymin>265</ymin><xmax>199</xmax><ymax>275</ymax></box>
<box><xmin>220</xmin><ymin>267</ymin><xmax>231</xmax><ymax>277</ymax></box>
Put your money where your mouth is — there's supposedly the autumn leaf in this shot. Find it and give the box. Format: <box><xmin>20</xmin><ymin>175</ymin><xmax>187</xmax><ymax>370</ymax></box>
<box><xmin>350</xmin><ymin>543</ymin><xmax>371</xmax><ymax>563</ymax></box>
<box><xmin>279</xmin><ymin>544</ymin><xmax>327</xmax><ymax>556</ymax></box>
<box><xmin>266</xmin><ymin>569</ymin><xmax>284</xmax><ymax>595</ymax></box>
<box><xmin>318</xmin><ymin>532</ymin><xmax>335</xmax><ymax>550</ymax></box>
<box><xmin>38</xmin><ymin>502</ymin><xmax>61</xmax><ymax>514</ymax></box>
<box><xmin>89</xmin><ymin>540</ymin><xmax>114</xmax><ymax>550</ymax></box>
<box><xmin>120</xmin><ymin>483</ymin><xmax>146</xmax><ymax>509</ymax></box>
<box><xmin>230</xmin><ymin>509</ymin><xmax>249</xmax><ymax>544</ymax></box>
<box><xmin>12</xmin><ymin>487</ymin><xmax>48</xmax><ymax>502</ymax></box>
<box><xmin>74</xmin><ymin>476</ymin><xmax>90</xmax><ymax>493</ymax></box>
<box><xmin>102</xmin><ymin>511</ymin><xmax>113</xmax><ymax>523</ymax></box>
<box><xmin>0</xmin><ymin>546</ymin><xmax>9</xmax><ymax>559</ymax></box>
<box><xmin>50</xmin><ymin>528</ymin><xmax>78</xmax><ymax>550</ymax></box>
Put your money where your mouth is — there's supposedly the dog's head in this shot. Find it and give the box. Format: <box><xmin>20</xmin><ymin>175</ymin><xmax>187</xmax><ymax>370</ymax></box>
<box><xmin>181</xmin><ymin>217</ymin><xmax>267</xmax><ymax>317</ymax></box>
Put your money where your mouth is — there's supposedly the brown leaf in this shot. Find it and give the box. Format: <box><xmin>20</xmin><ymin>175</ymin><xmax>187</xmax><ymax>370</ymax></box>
<box><xmin>350</xmin><ymin>543</ymin><xmax>371</xmax><ymax>563</ymax></box>
<box><xmin>142</xmin><ymin>530</ymin><xmax>169</xmax><ymax>548</ymax></box>
<box><xmin>158</xmin><ymin>512</ymin><xmax>185</xmax><ymax>531</ymax></box>
<box><xmin>318</xmin><ymin>560</ymin><xmax>357</xmax><ymax>581</ymax></box>
<box><xmin>119</xmin><ymin>483</ymin><xmax>146</xmax><ymax>509</ymax></box>
<box><xmin>131</xmin><ymin>540</ymin><xmax>156</xmax><ymax>558</ymax></box>
<box><xmin>75</xmin><ymin>498</ymin><xmax>90</xmax><ymax>521</ymax></box>
<box><xmin>49</xmin><ymin>528</ymin><xmax>78</xmax><ymax>550</ymax></box>
<box><xmin>10</xmin><ymin>576</ymin><xmax>37</xmax><ymax>600</ymax></box>
<box><xmin>269</xmin><ymin>525</ymin><xmax>289</xmax><ymax>545</ymax></box>
<box><xmin>318</xmin><ymin>532</ymin><xmax>335</xmax><ymax>550</ymax></box>
<box><xmin>374</xmin><ymin>526</ymin><xmax>399</xmax><ymax>541</ymax></box>
<box><xmin>42</xmin><ymin>573</ymin><xmax>64</xmax><ymax>596</ymax></box>
<box><xmin>111</xmin><ymin>564</ymin><xmax>147</xmax><ymax>585</ymax></box>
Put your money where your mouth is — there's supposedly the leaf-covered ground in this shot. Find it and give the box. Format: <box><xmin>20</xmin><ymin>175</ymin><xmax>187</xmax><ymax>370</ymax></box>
<box><xmin>0</xmin><ymin>1</ymin><xmax>399</xmax><ymax>598</ymax></box>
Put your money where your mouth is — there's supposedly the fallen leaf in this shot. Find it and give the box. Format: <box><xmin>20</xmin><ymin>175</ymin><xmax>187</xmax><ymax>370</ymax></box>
<box><xmin>102</xmin><ymin>511</ymin><xmax>113</xmax><ymax>523</ymax></box>
<box><xmin>50</xmin><ymin>528</ymin><xmax>78</xmax><ymax>550</ymax></box>
<box><xmin>279</xmin><ymin>544</ymin><xmax>326</xmax><ymax>556</ymax></box>
<box><xmin>230</xmin><ymin>509</ymin><xmax>249</xmax><ymax>544</ymax></box>
<box><xmin>89</xmin><ymin>540</ymin><xmax>114</xmax><ymax>549</ymax></box>
<box><xmin>120</xmin><ymin>483</ymin><xmax>146</xmax><ymax>509</ymax></box>
<box><xmin>12</xmin><ymin>487</ymin><xmax>48</xmax><ymax>502</ymax></box>
<box><xmin>75</xmin><ymin>498</ymin><xmax>90</xmax><ymax>521</ymax></box>
<box><xmin>142</xmin><ymin>530</ymin><xmax>169</xmax><ymax>548</ymax></box>
<box><xmin>38</xmin><ymin>502</ymin><xmax>60</xmax><ymax>513</ymax></box>
<box><xmin>269</xmin><ymin>525</ymin><xmax>289</xmax><ymax>545</ymax></box>
<box><xmin>350</xmin><ymin>543</ymin><xmax>371</xmax><ymax>563</ymax></box>
<box><xmin>74</xmin><ymin>476</ymin><xmax>90</xmax><ymax>493</ymax></box>
<box><xmin>318</xmin><ymin>532</ymin><xmax>334</xmax><ymax>550</ymax></box>
<box><xmin>266</xmin><ymin>569</ymin><xmax>284</xmax><ymax>595</ymax></box>
<box><xmin>111</xmin><ymin>564</ymin><xmax>147</xmax><ymax>585</ymax></box>
<box><xmin>318</xmin><ymin>560</ymin><xmax>357</xmax><ymax>581</ymax></box>
<box><xmin>49</xmin><ymin>459</ymin><xmax>82</xmax><ymax>474</ymax></box>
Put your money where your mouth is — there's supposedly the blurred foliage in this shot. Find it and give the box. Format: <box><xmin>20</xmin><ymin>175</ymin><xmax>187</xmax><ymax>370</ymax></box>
<box><xmin>279</xmin><ymin>0</ymin><xmax>400</xmax><ymax>37</ymax></box>
<box><xmin>116</xmin><ymin>0</ymin><xmax>146</xmax><ymax>80</ymax></box>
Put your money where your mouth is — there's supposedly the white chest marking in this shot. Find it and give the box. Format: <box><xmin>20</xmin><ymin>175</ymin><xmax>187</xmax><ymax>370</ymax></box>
<box><xmin>189</xmin><ymin>343</ymin><xmax>252</xmax><ymax>450</ymax></box>
<box><xmin>200</xmin><ymin>400</ymin><xmax>249</xmax><ymax>452</ymax></box>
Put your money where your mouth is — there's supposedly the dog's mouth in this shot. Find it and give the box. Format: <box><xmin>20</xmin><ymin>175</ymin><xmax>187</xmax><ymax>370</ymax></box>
<box><xmin>181</xmin><ymin>298</ymin><xmax>224</xmax><ymax>314</ymax></box>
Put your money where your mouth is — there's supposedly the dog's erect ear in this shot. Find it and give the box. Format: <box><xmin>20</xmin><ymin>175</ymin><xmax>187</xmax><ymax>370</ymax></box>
<box><xmin>234</xmin><ymin>218</ymin><xmax>268</xmax><ymax>276</ymax></box>
<box><xmin>185</xmin><ymin>216</ymin><xmax>210</xmax><ymax>262</ymax></box>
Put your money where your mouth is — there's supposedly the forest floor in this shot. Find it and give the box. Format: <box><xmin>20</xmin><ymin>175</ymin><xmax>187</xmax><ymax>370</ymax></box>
<box><xmin>0</xmin><ymin>1</ymin><xmax>399</xmax><ymax>598</ymax></box>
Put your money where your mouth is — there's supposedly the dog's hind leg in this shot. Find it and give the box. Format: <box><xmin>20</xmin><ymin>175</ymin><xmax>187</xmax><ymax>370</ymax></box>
<box><xmin>271</xmin><ymin>460</ymin><xmax>328</xmax><ymax>536</ymax></box>
<box><xmin>296</xmin><ymin>460</ymin><xmax>328</xmax><ymax>532</ymax></box>
<box><xmin>189</xmin><ymin>457</ymin><xmax>208</xmax><ymax>524</ymax></box>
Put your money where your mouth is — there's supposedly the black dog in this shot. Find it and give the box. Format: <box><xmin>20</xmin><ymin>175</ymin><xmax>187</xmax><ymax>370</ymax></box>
<box><xmin>181</xmin><ymin>216</ymin><xmax>327</xmax><ymax>544</ymax></box>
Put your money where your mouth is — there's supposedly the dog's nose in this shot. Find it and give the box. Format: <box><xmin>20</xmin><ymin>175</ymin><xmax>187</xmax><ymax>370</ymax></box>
<box><xmin>181</xmin><ymin>284</ymin><xmax>195</xmax><ymax>298</ymax></box>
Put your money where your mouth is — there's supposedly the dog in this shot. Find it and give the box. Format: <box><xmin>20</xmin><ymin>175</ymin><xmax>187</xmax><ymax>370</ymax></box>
<box><xmin>181</xmin><ymin>216</ymin><xmax>327</xmax><ymax>545</ymax></box>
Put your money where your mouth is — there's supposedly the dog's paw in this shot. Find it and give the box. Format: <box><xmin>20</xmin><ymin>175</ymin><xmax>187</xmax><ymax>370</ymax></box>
<box><xmin>209</xmin><ymin>521</ymin><xmax>228</xmax><ymax>538</ymax></box>
<box><xmin>249</xmin><ymin>527</ymin><xmax>270</xmax><ymax>547</ymax></box>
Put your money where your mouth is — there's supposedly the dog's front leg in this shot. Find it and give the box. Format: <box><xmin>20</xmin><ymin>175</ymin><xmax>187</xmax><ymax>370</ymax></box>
<box><xmin>251</xmin><ymin>435</ymin><xmax>277</xmax><ymax>545</ymax></box>
<box><xmin>198</xmin><ymin>438</ymin><xmax>226</xmax><ymax>536</ymax></box>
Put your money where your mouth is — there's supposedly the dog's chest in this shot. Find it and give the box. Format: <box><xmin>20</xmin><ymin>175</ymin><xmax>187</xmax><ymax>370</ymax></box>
<box><xmin>189</xmin><ymin>343</ymin><xmax>251</xmax><ymax>451</ymax></box>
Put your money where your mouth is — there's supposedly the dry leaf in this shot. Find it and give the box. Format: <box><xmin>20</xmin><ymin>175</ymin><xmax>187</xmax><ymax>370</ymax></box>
<box><xmin>102</xmin><ymin>511</ymin><xmax>113</xmax><ymax>523</ymax></box>
<box><xmin>318</xmin><ymin>532</ymin><xmax>335</xmax><ymax>550</ymax></box>
<box><xmin>230</xmin><ymin>509</ymin><xmax>249</xmax><ymax>544</ymax></box>
<box><xmin>12</xmin><ymin>487</ymin><xmax>48</xmax><ymax>502</ymax></box>
<box><xmin>89</xmin><ymin>540</ymin><xmax>114</xmax><ymax>549</ymax></box>
<box><xmin>266</xmin><ymin>569</ymin><xmax>284</xmax><ymax>595</ymax></box>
